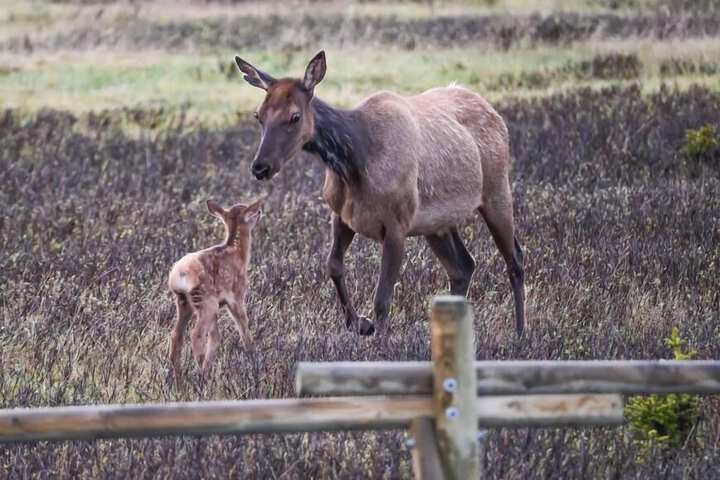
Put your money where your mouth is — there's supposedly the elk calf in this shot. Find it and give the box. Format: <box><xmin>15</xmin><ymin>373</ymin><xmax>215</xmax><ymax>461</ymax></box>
<box><xmin>168</xmin><ymin>199</ymin><xmax>262</xmax><ymax>381</ymax></box>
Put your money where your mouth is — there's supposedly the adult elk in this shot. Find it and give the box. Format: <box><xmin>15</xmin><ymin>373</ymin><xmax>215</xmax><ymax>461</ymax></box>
<box><xmin>234</xmin><ymin>51</ymin><xmax>525</xmax><ymax>336</ymax></box>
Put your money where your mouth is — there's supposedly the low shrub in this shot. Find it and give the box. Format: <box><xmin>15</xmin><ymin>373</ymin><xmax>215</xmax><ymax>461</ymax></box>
<box><xmin>659</xmin><ymin>59</ymin><xmax>719</xmax><ymax>77</ymax></box>
<box><xmin>488</xmin><ymin>53</ymin><xmax>642</xmax><ymax>91</ymax></box>
<box><xmin>681</xmin><ymin>125</ymin><xmax>719</xmax><ymax>160</ymax></box>
<box><xmin>625</xmin><ymin>327</ymin><xmax>700</xmax><ymax>455</ymax></box>
<box><xmin>574</xmin><ymin>53</ymin><xmax>642</xmax><ymax>80</ymax></box>
<box><xmin>679</xmin><ymin>124</ymin><xmax>720</xmax><ymax>177</ymax></box>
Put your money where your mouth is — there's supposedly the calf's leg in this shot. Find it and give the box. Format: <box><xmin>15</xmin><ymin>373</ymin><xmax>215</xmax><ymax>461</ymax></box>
<box><xmin>227</xmin><ymin>301</ymin><xmax>254</xmax><ymax>349</ymax></box>
<box><xmin>190</xmin><ymin>320</ymin><xmax>207</xmax><ymax>369</ymax></box>
<box><xmin>201</xmin><ymin>320</ymin><xmax>221</xmax><ymax>376</ymax></box>
<box><xmin>169</xmin><ymin>292</ymin><xmax>192</xmax><ymax>383</ymax></box>
<box><xmin>189</xmin><ymin>299</ymin><xmax>218</xmax><ymax>369</ymax></box>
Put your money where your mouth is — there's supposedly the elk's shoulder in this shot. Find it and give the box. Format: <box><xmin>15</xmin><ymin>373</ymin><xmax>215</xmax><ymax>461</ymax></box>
<box><xmin>356</xmin><ymin>91</ymin><xmax>409</xmax><ymax>113</ymax></box>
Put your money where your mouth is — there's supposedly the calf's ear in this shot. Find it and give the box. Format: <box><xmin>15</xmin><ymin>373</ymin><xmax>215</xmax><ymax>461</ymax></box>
<box><xmin>206</xmin><ymin>200</ymin><xmax>226</xmax><ymax>219</ymax></box>
<box><xmin>243</xmin><ymin>199</ymin><xmax>264</xmax><ymax>225</ymax></box>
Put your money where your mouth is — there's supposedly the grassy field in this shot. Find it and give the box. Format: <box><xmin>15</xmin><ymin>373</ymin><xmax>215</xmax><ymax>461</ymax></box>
<box><xmin>1</xmin><ymin>0</ymin><xmax>719</xmax><ymax>125</ymax></box>
<box><xmin>0</xmin><ymin>0</ymin><xmax>694</xmax><ymax>40</ymax></box>
<box><xmin>2</xmin><ymin>39</ymin><xmax>720</xmax><ymax>126</ymax></box>
<box><xmin>1</xmin><ymin>0</ymin><xmax>720</xmax><ymax>478</ymax></box>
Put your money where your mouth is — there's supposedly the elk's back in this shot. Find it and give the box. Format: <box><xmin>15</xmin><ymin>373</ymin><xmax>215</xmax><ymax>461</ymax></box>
<box><xmin>168</xmin><ymin>253</ymin><xmax>205</xmax><ymax>293</ymax></box>
<box><xmin>353</xmin><ymin>85</ymin><xmax>508</xmax><ymax>236</ymax></box>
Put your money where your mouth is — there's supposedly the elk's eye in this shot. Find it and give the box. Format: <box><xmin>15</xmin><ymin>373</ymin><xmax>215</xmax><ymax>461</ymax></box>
<box><xmin>253</xmin><ymin>111</ymin><xmax>259</xmax><ymax>120</ymax></box>
<box><xmin>290</xmin><ymin>112</ymin><xmax>301</xmax><ymax>124</ymax></box>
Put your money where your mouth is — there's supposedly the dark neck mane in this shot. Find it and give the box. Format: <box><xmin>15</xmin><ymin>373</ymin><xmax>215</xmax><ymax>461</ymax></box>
<box><xmin>303</xmin><ymin>98</ymin><xmax>368</xmax><ymax>183</ymax></box>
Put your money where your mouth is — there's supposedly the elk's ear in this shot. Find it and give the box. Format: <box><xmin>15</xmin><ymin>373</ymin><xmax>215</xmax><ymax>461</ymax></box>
<box><xmin>235</xmin><ymin>56</ymin><xmax>275</xmax><ymax>91</ymax></box>
<box><xmin>243</xmin><ymin>199</ymin><xmax>264</xmax><ymax>225</ymax></box>
<box><xmin>303</xmin><ymin>50</ymin><xmax>326</xmax><ymax>93</ymax></box>
<box><xmin>206</xmin><ymin>200</ymin><xmax>226</xmax><ymax>219</ymax></box>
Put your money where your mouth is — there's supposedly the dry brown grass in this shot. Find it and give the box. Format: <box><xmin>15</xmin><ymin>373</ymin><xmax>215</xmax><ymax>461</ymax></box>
<box><xmin>1</xmin><ymin>85</ymin><xmax>719</xmax><ymax>478</ymax></box>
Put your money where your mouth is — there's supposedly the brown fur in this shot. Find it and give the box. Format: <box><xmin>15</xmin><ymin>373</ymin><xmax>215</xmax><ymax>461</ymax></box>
<box><xmin>167</xmin><ymin>199</ymin><xmax>262</xmax><ymax>382</ymax></box>
<box><xmin>235</xmin><ymin>51</ymin><xmax>525</xmax><ymax>337</ymax></box>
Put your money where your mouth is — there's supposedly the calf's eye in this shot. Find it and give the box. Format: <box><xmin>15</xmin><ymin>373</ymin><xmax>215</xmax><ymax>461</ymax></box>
<box><xmin>290</xmin><ymin>112</ymin><xmax>301</xmax><ymax>124</ymax></box>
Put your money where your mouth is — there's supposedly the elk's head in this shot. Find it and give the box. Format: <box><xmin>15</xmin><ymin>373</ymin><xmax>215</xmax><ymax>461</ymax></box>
<box><xmin>206</xmin><ymin>199</ymin><xmax>263</xmax><ymax>242</ymax></box>
<box><xmin>234</xmin><ymin>51</ymin><xmax>327</xmax><ymax>181</ymax></box>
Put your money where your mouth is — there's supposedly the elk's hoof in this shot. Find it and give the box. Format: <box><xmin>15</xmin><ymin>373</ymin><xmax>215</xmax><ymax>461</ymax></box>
<box><xmin>164</xmin><ymin>368</ymin><xmax>175</xmax><ymax>388</ymax></box>
<box><xmin>357</xmin><ymin>316</ymin><xmax>375</xmax><ymax>336</ymax></box>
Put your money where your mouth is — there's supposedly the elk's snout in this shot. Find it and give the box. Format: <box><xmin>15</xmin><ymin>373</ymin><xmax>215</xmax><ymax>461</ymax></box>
<box><xmin>251</xmin><ymin>162</ymin><xmax>272</xmax><ymax>181</ymax></box>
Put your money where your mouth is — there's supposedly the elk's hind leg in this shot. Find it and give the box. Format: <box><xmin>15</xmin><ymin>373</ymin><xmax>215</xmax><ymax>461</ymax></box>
<box><xmin>479</xmin><ymin>195</ymin><xmax>526</xmax><ymax>336</ymax></box>
<box><xmin>227</xmin><ymin>300</ymin><xmax>254</xmax><ymax>350</ymax></box>
<box><xmin>425</xmin><ymin>228</ymin><xmax>476</xmax><ymax>296</ymax></box>
<box><xmin>169</xmin><ymin>292</ymin><xmax>193</xmax><ymax>383</ymax></box>
<box><xmin>188</xmin><ymin>288</ymin><xmax>218</xmax><ymax>369</ymax></box>
<box><xmin>201</xmin><ymin>318</ymin><xmax>221</xmax><ymax>376</ymax></box>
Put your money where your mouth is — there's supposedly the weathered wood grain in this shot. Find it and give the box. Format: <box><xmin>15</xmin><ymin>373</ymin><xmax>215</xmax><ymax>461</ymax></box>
<box><xmin>296</xmin><ymin>360</ymin><xmax>720</xmax><ymax>397</ymax></box>
<box><xmin>476</xmin><ymin>394</ymin><xmax>624</xmax><ymax>427</ymax></box>
<box><xmin>431</xmin><ymin>296</ymin><xmax>479</xmax><ymax>479</ymax></box>
<box><xmin>0</xmin><ymin>397</ymin><xmax>429</xmax><ymax>443</ymax></box>
<box><xmin>409</xmin><ymin>418</ymin><xmax>444</xmax><ymax>480</ymax></box>
<box><xmin>0</xmin><ymin>393</ymin><xmax>626</xmax><ymax>443</ymax></box>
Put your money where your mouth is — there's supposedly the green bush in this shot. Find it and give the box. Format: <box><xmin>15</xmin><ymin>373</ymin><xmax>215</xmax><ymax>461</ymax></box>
<box><xmin>681</xmin><ymin>125</ymin><xmax>719</xmax><ymax>160</ymax></box>
<box><xmin>625</xmin><ymin>328</ymin><xmax>700</xmax><ymax>455</ymax></box>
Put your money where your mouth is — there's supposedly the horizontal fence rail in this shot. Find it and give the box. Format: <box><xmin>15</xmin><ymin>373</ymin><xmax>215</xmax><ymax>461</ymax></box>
<box><xmin>0</xmin><ymin>394</ymin><xmax>622</xmax><ymax>443</ymax></box>
<box><xmin>0</xmin><ymin>397</ymin><xmax>427</xmax><ymax>443</ymax></box>
<box><xmin>296</xmin><ymin>360</ymin><xmax>720</xmax><ymax>397</ymax></box>
<box><xmin>476</xmin><ymin>394</ymin><xmax>623</xmax><ymax>427</ymax></box>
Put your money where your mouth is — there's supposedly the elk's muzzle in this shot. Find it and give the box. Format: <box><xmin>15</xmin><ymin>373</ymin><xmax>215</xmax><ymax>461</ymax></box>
<box><xmin>251</xmin><ymin>162</ymin><xmax>272</xmax><ymax>180</ymax></box>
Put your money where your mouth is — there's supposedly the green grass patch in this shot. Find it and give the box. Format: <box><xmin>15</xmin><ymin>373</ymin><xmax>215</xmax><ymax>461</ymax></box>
<box><xmin>1</xmin><ymin>41</ymin><xmax>719</xmax><ymax>127</ymax></box>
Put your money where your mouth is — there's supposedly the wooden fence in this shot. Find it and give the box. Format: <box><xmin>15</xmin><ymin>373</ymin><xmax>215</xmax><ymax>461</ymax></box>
<box><xmin>2</xmin><ymin>296</ymin><xmax>720</xmax><ymax>479</ymax></box>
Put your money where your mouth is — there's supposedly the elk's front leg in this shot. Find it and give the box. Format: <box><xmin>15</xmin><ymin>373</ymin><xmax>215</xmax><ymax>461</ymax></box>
<box><xmin>373</xmin><ymin>228</ymin><xmax>406</xmax><ymax>336</ymax></box>
<box><xmin>328</xmin><ymin>215</ymin><xmax>371</xmax><ymax>334</ymax></box>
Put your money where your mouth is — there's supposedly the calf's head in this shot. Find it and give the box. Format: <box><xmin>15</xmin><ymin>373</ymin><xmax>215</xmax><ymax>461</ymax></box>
<box><xmin>206</xmin><ymin>199</ymin><xmax>263</xmax><ymax>242</ymax></box>
<box><xmin>234</xmin><ymin>51</ymin><xmax>327</xmax><ymax>180</ymax></box>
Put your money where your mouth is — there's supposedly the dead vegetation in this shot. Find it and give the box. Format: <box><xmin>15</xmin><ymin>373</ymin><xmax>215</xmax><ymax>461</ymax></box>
<box><xmin>3</xmin><ymin>10</ymin><xmax>720</xmax><ymax>53</ymax></box>
<box><xmin>1</xmin><ymin>85</ymin><xmax>719</xmax><ymax>478</ymax></box>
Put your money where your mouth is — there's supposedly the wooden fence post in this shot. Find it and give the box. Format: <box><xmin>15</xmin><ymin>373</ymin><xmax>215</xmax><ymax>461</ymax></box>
<box><xmin>430</xmin><ymin>295</ymin><xmax>480</xmax><ymax>479</ymax></box>
<box><xmin>409</xmin><ymin>418</ymin><xmax>444</xmax><ymax>480</ymax></box>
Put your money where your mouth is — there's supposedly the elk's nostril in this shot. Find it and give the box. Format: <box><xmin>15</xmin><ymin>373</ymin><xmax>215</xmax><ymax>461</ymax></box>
<box><xmin>251</xmin><ymin>163</ymin><xmax>270</xmax><ymax>180</ymax></box>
